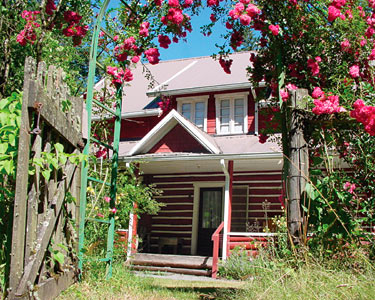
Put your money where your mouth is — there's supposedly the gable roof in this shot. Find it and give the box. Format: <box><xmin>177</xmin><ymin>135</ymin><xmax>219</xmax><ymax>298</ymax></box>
<box><xmin>128</xmin><ymin>109</ymin><xmax>221</xmax><ymax>155</ymax></box>
<box><xmin>121</xmin><ymin>51</ymin><xmax>255</xmax><ymax>113</ymax></box>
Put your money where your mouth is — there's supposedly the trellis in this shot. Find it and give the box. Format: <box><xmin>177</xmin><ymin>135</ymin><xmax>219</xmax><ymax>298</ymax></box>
<box><xmin>77</xmin><ymin>0</ymin><xmax>123</xmax><ymax>279</ymax></box>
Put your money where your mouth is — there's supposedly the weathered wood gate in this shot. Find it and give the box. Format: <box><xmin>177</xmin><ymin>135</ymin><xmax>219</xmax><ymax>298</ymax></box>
<box><xmin>7</xmin><ymin>57</ymin><xmax>83</xmax><ymax>299</ymax></box>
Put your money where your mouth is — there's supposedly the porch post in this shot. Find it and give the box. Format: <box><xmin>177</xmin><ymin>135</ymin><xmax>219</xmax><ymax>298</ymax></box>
<box><xmin>127</xmin><ymin>202</ymin><xmax>138</xmax><ymax>258</ymax></box>
<box><xmin>227</xmin><ymin>160</ymin><xmax>234</xmax><ymax>237</ymax></box>
<box><xmin>221</xmin><ymin>159</ymin><xmax>233</xmax><ymax>260</ymax></box>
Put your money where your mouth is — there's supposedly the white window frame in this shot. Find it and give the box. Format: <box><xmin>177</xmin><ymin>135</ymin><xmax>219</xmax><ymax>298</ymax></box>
<box><xmin>215</xmin><ymin>92</ymin><xmax>249</xmax><ymax>135</ymax></box>
<box><xmin>176</xmin><ymin>96</ymin><xmax>209</xmax><ymax>131</ymax></box>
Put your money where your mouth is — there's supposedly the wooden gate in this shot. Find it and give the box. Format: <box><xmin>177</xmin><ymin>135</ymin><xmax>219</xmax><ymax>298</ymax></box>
<box><xmin>7</xmin><ymin>57</ymin><xmax>84</xmax><ymax>299</ymax></box>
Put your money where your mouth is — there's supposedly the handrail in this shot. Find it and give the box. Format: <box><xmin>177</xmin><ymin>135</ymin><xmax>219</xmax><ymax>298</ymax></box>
<box><xmin>228</xmin><ymin>232</ymin><xmax>283</xmax><ymax>237</ymax></box>
<box><xmin>211</xmin><ymin>221</ymin><xmax>224</xmax><ymax>278</ymax></box>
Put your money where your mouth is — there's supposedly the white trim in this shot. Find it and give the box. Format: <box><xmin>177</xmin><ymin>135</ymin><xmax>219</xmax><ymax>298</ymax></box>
<box><xmin>127</xmin><ymin>210</ymin><xmax>134</xmax><ymax>259</ymax></box>
<box><xmin>215</xmin><ymin>92</ymin><xmax>249</xmax><ymax>135</ymax></box>
<box><xmin>154</xmin><ymin>195</ymin><xmax>189</xmax><ymax>198</ymax></box>
<box><xmin>153</xmin><ymin>224</ymin><xmax>192</xmax><ymax>227</ymax></box>
<box><xmin>146</xmin><ymin>82</ymin><xmax>266</xmax><ymax>97</ymax></box>
<box><xmin>251</xmin><ymin>88</ymin><xmax>259</xmax><ymax>135</ymax></box>
<box><xmin>176</xmin><ymin>96</ymin><xmax>209</xmax><ymax>132</ymax></box>
<box><xmin>220</xmin><ymin>159</ymin><xmax>230</xmax><ymax>261</ymax></box>
<box><xmin>128</xmin><ymin>109</ymin><xmax>221</xmax><ymax>155</ymax></box>
<box><xmin>151</xmin><ymin>230</ymin><xmax>192</xmax><ymax>234</ymax></box>
<box><xmin>158</xmin><ymin>210</ymin><xmax>193</xmax><ymax>213</ymax></box>
<box><xmin>164</xmin><ymin>202</ymin><xmax>194</xmax><ymax>206</ymax></box>
<box><xmin>153</xmin><ymin>216</ymin><xmax>192</xmax><ymax>219</ymax></box>
<box><xmin>122</xmin><ymin>152</ymin><xmax>283</xmax><ymax>163</ymax></box>
<box><xmin>122</xmin><ymin>109</ymin><xmax>161</xmax><ymax>119</ymax></box>
<box><xmin>191</xmin><ymin>181</ymin><xmax>225</xmax><ymax>255</ymax></box>
<box><xmin>149</xmin><ymin>60</ymin><xmax>198</xmax><ymax>94</ymax></box>
<box><xmin>228</xmin><ymin>232</ymin><xmax>283</xmax><ymax>237</ymax></box>
<box><xmin>153</xmin><ymin>172</ymin><xmax>282</xmax><ymax>178</ymax></box>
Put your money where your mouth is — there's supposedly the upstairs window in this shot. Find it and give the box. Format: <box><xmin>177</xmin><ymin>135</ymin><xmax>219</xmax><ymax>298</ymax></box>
<box><xmin>215</xmin><ymin>93</ymin><xmax>248</xmax><ymax>134</ymax></box>
<box><xmin>177</xmin><ymin>97</ymin><xmax>208</xmax><ymax>131</ymax></box>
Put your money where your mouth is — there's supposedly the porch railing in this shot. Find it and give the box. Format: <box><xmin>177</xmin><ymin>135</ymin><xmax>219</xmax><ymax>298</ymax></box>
<box><xmin>211</xmin><ymin>221</ymin><xmax>224</xmax><ymax>278</ymax></box>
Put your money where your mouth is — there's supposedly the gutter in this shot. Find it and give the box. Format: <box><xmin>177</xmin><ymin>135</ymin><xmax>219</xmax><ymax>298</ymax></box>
<box><xmin>119</xmin><ymin>152</ymin><xmax>282</xmax><ymax>163</ymax></box>
<box><xmin>91</xmin><ymin>108</ymin><xmax>161</xmax><ymax>121</ymax></box>
<box><xmin>146</xmin><ymin>82</ymin><xmax>266</xmax><ymax>97</ymax></box>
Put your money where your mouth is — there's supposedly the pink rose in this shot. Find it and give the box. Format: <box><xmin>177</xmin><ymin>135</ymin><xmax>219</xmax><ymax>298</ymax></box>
<box><xmin>349</xmin><ymin>65</ymin><xmax>360</xmax><ymax>78</ymax></box>
<box><xmin>269</xmin><ymin>24</ymin><xmax>280</xmax><ymax>36</ymax></box>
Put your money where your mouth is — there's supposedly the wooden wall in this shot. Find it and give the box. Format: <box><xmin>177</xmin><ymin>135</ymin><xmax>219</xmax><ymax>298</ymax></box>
<box><xmin>138</xmin><ymin>170</ymin><xmax>283</xmax><ymax>255</ymax></box>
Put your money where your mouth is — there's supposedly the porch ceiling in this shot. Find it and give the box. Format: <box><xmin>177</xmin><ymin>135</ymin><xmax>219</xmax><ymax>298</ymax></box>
<box><xmin>120</xmin><ymin>153</ymin><xmax>283</xmax><ymax>174</ymax></box>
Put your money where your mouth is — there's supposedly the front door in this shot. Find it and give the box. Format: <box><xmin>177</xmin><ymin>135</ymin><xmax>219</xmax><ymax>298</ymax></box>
<box><xmin>197</xmin><ymin>188</ymin><xmax>223</xmax><ymax>256</ymax></box>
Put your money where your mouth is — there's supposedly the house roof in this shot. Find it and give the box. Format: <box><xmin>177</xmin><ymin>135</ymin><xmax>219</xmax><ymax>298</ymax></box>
<box><xmin>120</xmin><ymin>51</ymin><xmax>254</xmax><ymax>113</ymax></box>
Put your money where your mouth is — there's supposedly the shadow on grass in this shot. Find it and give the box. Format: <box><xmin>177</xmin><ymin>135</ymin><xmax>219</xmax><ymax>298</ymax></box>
<box><xmin>149</xmin><ymin>285</ymin><xmax>242</xmax><ymax>299</ymax></box>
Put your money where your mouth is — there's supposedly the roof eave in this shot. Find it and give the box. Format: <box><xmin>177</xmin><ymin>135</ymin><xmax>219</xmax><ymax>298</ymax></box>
<box><xmin>120</xmin><ymin>151</ymin><xmax>283</xmax><ymax>163</ymax></box>
<box><xmin>146</xmin><ymin>82</ymin><xmax>266</xmax><ymax>97</ymax></box>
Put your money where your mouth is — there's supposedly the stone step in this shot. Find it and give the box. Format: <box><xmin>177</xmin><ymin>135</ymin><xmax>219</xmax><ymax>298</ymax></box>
<box><xmin>132</xmin><ymin>265</ymin><xmax>212</xmax><ymax>277</ymax></box>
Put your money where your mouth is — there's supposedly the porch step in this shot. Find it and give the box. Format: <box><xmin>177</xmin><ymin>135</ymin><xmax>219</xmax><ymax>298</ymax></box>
<box><xmin>132</xmin><ymin>265</ymin><xmax>211</xmax><ymax>276</ymax></box>
<box><xmin>129</xmin><ymin>253</ymin><xmax>212</xmax><ymax>277</ymax></box>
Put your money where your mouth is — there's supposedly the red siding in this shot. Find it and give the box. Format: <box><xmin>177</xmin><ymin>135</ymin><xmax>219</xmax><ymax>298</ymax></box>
<box><xmin>137</xmin><ymin>170</ymin><xmax>283</xmax><ymax>255</ymax></box>
<box><xmin>120</xmin><ymin>116</ymin><xmax>160</xmax><ymax>140</ymax></box>
<box><xmin>120</xmin><ymin>89</ymin><xmax>259</xmax><ymax>139</ymax></box>
<box><xmin>248</xmin><ymin>92</ymin><xmax>255</xmax><ymax>132</ymax></box>
<box><xmin>148</xmin><ymin>124</ymin><xmax>209</xmax><ymax>153</ymax></box>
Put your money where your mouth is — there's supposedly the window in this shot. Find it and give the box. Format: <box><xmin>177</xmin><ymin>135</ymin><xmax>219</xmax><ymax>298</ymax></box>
<box><xmin>177</xmin><ymin>96</ymin><xmax>208</xmax><ymax>131</ymax></box>
<box><xmin>215</xmin><ymin>93</ymin><xmax>248</xmax><ymax>134</ymax></box>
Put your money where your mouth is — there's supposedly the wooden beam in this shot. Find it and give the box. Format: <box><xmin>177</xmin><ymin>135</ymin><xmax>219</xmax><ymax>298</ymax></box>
<box><xmin>15</xmin><ymin>156</ymin><xmax>79</xmax><ymax>296</ymax></box>
<box><xmin>9</xmin><ymin>57</ymin><xmax>35</xmax><ymax>293</ymax></box>
<box><xmin>27</xmin><ymin>82</ymin><xmax>83</xmax><ymax>148</ymax></box>
<box><xmin>286</xmin><ymin>89</ymin><xmax>309</xmax><ymax>244</ymax></box>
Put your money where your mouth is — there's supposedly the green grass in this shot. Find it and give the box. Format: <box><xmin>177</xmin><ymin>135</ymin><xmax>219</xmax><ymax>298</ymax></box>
<box><xmin>58</xmin><ymin>261</ymin><xmax>241</xmax><ymax>300</ymax></box>
<box><xmin>58</xmin><ymin>259</ymin><xmax>375</xmax><ymax>300</ymax></box>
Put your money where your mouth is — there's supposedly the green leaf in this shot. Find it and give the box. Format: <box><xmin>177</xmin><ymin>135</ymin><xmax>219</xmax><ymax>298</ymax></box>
<box><xmin>3</xmin><ymin>160</ymin><xmax>12</xmax><ymax>175</ymax></box>
<box><xmin>52</xmin><ymin>251</ymin><xmax>65</xmax><ymax>265</ymax></box>
<box><xmin>55</xmin><ymin>143</ymin><xmax>64</xmax><ymax>153</ymax></box>
<box><xmin>312</xmin><ymin>157</ymin><xmax>324</xmax><ymax>166</ymax></box>
<box><xmin>0</xmin><ymin>143</ymin><xmax>8</xmax><ymax>154</ymax></box>
<box><xmin>50</xmin><ymin>158</ymin><xmax>59</xmax><ymax>170</ymax></box>
<box><xmin>57</xmin><ymin>243</ymin><xmax>68</xmax><ymax>251</ymax></box>
<box><xmin>8</xmin><ymin>134</ymin><xmax>15</xmax><ymax>146</ymax></box>
<box><xmin>59</xmin><ymin>155</ymin><xmax>67</xmax><ymax>165</ymax></box>
<box><xmin>42</xmin><ymin>170</ymin><xmax>51</xmax><ymax>181</ymax></box>
<box><xmin>305</xmin><ymin>183</ymin><xmax>318</xmax><ymax>200</ymax></box>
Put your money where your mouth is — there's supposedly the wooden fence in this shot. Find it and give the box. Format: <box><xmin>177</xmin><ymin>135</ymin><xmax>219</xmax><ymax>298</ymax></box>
<box><xmin>7</xmin><ymin>57</ymin><xmax>83</xmax><ymax>299</ymax></box>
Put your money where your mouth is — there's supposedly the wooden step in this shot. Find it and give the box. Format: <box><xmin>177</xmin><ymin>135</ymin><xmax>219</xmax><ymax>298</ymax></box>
<box><xmin>132</xmin><ymin>265</ymin><xmax>211</xmax><ymax>276</ymax></box>
<box><xmin>130</xmin><ymin>253</ymin><xmax>212</xmax><ymax>270</ymax></box>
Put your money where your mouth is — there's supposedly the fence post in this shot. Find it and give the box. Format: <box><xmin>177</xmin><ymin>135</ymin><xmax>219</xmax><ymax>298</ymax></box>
<box><xmin>286</xmin><ymin>89</ymin><xmax>309</xmax><ymax>244</ymax></box>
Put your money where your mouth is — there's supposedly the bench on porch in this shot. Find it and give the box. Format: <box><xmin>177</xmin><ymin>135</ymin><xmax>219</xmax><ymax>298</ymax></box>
<box><xmin>158</xmin><ymin>237</ymin><xmax>183</xmax><ymax>254</ymax></box>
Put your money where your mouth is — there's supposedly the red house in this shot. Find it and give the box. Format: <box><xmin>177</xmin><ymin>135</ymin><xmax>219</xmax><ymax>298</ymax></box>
<box><xmin>104</xmin><ymin>51</ymin><xmax>284</xmax><ymax>275</ymax></box>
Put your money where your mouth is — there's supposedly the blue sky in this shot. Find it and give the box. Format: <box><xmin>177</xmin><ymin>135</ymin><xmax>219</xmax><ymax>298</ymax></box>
<box><xmin>108</xmin><ymin>1</ymin><xmax>228</xmax><ymax>61</ymax></box>
<box><xmin>158</xmin><ymin>9</ymin><xmax>228</xmax><ymax>60</ymax></box>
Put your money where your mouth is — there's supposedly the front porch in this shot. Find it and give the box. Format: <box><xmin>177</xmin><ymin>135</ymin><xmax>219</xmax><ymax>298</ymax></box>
<box><xmin>124</xmin><ymin>155</ymin><xmax>284</xmax><ymax>277</ymax></box>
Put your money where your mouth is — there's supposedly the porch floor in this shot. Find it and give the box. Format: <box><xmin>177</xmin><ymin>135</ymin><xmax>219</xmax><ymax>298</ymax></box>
<box><xmin>129</xmin><ymin>253</ymin><xmax>213</xmax><ymax>277</ymax></box>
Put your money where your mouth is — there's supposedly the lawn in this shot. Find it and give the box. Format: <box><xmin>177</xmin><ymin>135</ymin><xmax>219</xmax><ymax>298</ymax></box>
<box><xmin>58</xmin><ymin>260</ymin><xmax>375</xmax><ymax>300</ymax></box>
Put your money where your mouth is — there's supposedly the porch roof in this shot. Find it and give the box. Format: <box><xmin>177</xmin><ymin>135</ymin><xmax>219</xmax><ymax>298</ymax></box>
<box><xmin>119</xmin><ymin>133</ymin><xmax>281</xmax><ymax>158</ymax></box>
